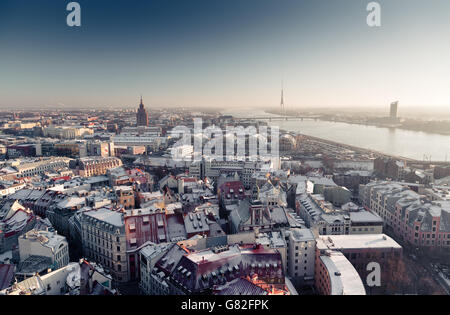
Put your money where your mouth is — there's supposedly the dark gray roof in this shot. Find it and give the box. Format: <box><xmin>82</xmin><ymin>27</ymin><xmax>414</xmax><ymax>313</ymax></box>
<box><xmin>213</xmin><ymin>277</ymin><xmax>268</xmax><ymax>295</ymax></box>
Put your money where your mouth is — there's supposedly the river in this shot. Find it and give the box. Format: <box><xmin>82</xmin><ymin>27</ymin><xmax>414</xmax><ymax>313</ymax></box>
<box><xmin>223</xmin><ymin>108</ymin><xmax>450</xmax><ymax>161</ymax></box>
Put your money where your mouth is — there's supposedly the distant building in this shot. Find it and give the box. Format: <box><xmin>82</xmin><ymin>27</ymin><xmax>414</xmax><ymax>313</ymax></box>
<box><xmin>323</xmin><ymin>186</ymin><xmax>351</xmax><ymax>207</ymax></box>
<box><xmin>87</xmin><ymin>141</ymin><xmax>115</xmax><ymax>157</ymax></box>
<box><xmin>136</xmin><ymin>97</ymin><xmax>149</xmax><ymax>127</ymax></box>
<box><xmin>390</xmin><ymin>101</ymin><xmax>398</xmax><ymax>120</ymax></box>
<box><xmin>14</xmin><ymin>157</ymin><xmax>72</xmax><ymax>178</ymax></box>
<box><xmin>6</xmin><ymin>144</ymin><xmax>36</xmax><ymax>158</ymax></box>
<box><xmin>374</xmin><ymin>157</ymin><xmax>406</xmax><ymax>180</ymax></box>
<box><xmin>332</xmin><ymin>170</ymin><xmax>372</xmax><ymax>192</ymax></box>
<box><xmin>189</xmin><ymin>159</ymin><xmax>279</xmax><ymax>189</ymax></box>
<box><xmin>434</xmin><ymin>166</ymin><xmax>450</xmax><ymax>180</ymax></box>
<box><xmin>43</xmin><ymin>126</ymin><xmax>93</xmax><ymax>139</ymax></box>
<box><xmin>74</xmin><ymin>156</ymin><xmax>122</xmax><ymax>177</ymax></box>
<box><xmin>279</xmin><ymin>133</ymin><xmax>297</xmax><ymax>152</ymax></box>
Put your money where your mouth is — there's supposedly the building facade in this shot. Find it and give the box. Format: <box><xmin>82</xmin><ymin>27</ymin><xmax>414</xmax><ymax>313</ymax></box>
<box><xmin>136</xmin><ymin>97</ymin><xmax>149</xmax><ymax>127</ymax></box>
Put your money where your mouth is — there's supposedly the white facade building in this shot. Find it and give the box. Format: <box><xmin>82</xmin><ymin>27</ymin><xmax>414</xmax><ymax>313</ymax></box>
<box><xmin>285</xmin><ymin>228</ymin><xmax>316</xmax><ymax>285</ymax></box>
<box><xmin>19</xmin><ymin>229</ymin><xmax>69</xmax><ymax>270</ymax></box>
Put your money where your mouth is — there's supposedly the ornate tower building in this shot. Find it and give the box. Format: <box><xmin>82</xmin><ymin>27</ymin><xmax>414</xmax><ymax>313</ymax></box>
<box><xmin>136</xmin><ymin>96</ymin><xmax>149</xmax><ymax>127</ymax></box>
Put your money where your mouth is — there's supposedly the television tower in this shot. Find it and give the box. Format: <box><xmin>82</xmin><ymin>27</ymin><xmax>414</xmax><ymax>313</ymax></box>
<box><xmin>280</xmin><ymin>81</ymin><xmax>285</xmax><ymax>115</ymax></box>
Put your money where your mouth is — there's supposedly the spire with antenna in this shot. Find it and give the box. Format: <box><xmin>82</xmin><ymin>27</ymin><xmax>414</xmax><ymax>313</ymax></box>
<box><xmin>280</xmin><ymin>80</ymin><xmax>285</xmax><ymax>115</ymax></box>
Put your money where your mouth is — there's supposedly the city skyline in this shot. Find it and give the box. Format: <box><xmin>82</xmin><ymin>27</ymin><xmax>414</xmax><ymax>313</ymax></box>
<box><xmin>1</xmin><ymin>0</ymin><xmax>450</xmax><ymax>110</ymax></box>
<box><xmin>1</xmin><ymin>1</ymin><xmax>449</xmax><ymax>299</ymax></box>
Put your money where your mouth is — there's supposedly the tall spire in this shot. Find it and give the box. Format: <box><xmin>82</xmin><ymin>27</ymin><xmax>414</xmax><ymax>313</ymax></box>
<box><xmin>137</xmin><ymin>95</ymin><xmax>149</xmax><ymax>126</ymax></box>
<box><xmin>280</xmin><ymin>80</ymin><xmax>285</xmax><ymax>115</ymax></box>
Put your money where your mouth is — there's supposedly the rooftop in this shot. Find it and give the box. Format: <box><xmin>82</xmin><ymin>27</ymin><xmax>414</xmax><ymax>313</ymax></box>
<box><xmin>318</xmin><ymin>234</ymin><xmax>402</xmax><ymax>251</ymax></box>
<box><xmin>83</xmin><ymin>208</ymin><xmax>124</xmax><ymax>227</ymax></box>
<box><xmin>320</xmin><ymin>251</ymin><xmax>366</xmax><ymax>295</ymax></box>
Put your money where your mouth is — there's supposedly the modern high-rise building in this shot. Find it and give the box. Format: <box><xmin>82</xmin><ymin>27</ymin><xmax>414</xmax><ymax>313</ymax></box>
<box><xmin>136</xmin><ymin>96</ymin><xmax>149</xmax><ymax>127</ymax></box>
<box><xmin>390</xmin><ymin>101</ymin><xmax>398</xmax><ymax>120</ymax></box>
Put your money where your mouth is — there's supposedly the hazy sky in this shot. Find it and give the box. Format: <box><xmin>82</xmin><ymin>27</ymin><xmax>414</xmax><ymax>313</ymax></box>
<box><xmin>1</xmin><ymin>0</ymin><xmax>450</xmax><ymax>110</ymax></box>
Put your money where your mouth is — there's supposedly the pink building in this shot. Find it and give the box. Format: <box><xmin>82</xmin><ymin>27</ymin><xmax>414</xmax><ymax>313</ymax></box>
<box><xmin>359</xmin><ymin>181</ymin><xmax>450</xmax><ymax>250</ymax></box>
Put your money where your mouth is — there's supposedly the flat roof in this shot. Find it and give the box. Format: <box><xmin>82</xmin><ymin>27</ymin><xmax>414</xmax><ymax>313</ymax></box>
<box><xmin>290</xmin><ymin>228</ymin><xmax>315</xmax><ymax>242</ymax></box>
<box><xmin>318</xmin><ymin>234</ymin><xmax>402</xmax><ymax>251</ymax></box>
<box><xmin>84</xmin><ymin>208</ymin><xmax>124</xmax><ymax>227</ymax></box>
<box><xmin>349</xmin><ymin>211</ymin><xmax>383</xmax><ymax>223</ymax></box>
<box><xmin>320</xmin><ymin>251</ymin><xmax>366</xmax><ymax>295</ymax></box>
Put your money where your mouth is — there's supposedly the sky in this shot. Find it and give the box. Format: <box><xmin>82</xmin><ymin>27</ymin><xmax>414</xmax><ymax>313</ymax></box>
<box><xmin>0</xmin><ymin>0</ymin><xmax>450</xmax><ymax>111</ymax></box>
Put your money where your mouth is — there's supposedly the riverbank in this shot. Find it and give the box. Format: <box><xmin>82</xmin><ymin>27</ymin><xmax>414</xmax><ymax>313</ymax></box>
<box><xmin>223</xmin><ymin>108</ymin><xmax>450</xmax><ymax>162</ymax></box>
<box><xmin>265</xmin><ymin>109</ymin><xmax>450</xmax><ymax>136</ymax></box>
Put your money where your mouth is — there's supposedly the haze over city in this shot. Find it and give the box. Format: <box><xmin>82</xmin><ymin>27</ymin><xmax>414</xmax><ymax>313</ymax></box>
<box><xmin>1</xmin><ymin>0</ymin><xmax>450</xmax><ymax>113</ymax></box>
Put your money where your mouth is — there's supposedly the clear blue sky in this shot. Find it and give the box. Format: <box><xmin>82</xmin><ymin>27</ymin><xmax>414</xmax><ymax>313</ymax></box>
<box><xmin>0</xmin><ymin>0</ymin><xmax>449</xmax><ymax>110</ymax></box>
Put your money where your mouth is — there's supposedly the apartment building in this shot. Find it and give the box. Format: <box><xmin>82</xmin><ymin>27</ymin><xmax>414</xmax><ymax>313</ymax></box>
<box><xmin>18</xmin><ymin>229</ymin><xmax>69</xmax><ymax>270</ymax></box>
<box><xmin>316</xmin><ymin>234</ymin><xmax>402</xmax><ymax>293</ymax></box>
<box><xmin>76</xmin><ymin>156</ymin><xmax>123</xmax><ymax>177</ymax></box>
<box><xmin>15</xmin><ymin>157</ymin><xmax>72</xmax><ymax>178</ymax></box>
<box><xmin>359</xmin><ymin>181</ymin><xmax>450</xmax><ymax>249</ymax></box>
<box><xmin>80</xmin><ymin>208</ymin><xmax>128</xmax><ymax>283</ymax></box>
<box><xmin>139</xmin><ymin>242</ymin><xmax>173</xmax><ymax>294</ymax></box>
<box><xmin>285</xmin><ymin>228</ymin><xmax>316</xmax><ymax>285</ymax></box>
<box><xmin>297</xmin><ymin>193</ymin><xmax>382</xmax><ymax>236</ymax></box>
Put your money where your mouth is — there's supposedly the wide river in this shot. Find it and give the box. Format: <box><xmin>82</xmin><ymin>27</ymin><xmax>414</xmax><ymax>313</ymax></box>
<box><xmin>224</xmin><ymin>108</ymin><xmax>450</xmax><ymax>161</ymax></box>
